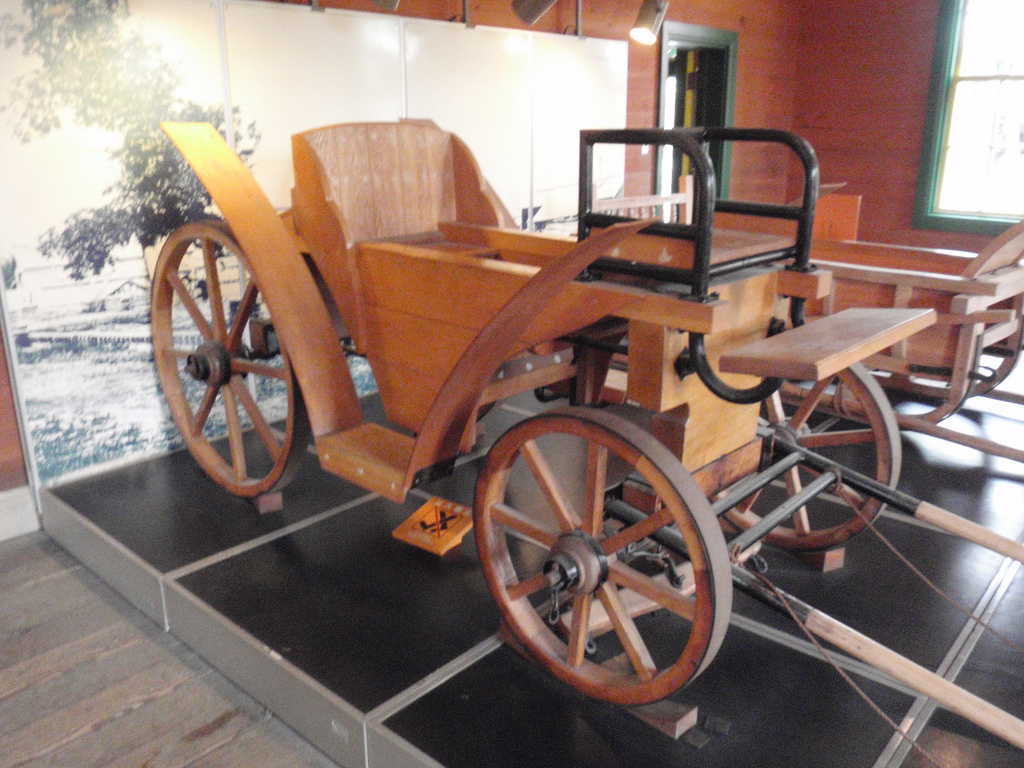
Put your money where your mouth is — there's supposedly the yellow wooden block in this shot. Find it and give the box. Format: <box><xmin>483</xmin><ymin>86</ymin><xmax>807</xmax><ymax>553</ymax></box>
<box><xmin>393</xmin><ymin>497</ymin><xmax>474</xmax><ymax>556</ymax></box>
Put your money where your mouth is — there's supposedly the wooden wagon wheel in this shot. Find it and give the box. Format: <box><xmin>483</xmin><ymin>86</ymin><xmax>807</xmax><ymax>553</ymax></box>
<box><xmin>725</xmin><ymin>363</ymin><xmax>901</xmax><ymax>551</ymax></box>
<box><xmin>475</xmin><ymin>407</ymin><xmax>732</xmax><ymax>706</ymax></box>
<box><xmin>151</xmin><ymin>220</ymin><xmax>311</xmax><ymax>497</ymax></box>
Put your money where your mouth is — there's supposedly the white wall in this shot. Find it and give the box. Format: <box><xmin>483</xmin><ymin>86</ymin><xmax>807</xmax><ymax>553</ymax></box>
<box><xmin>0</xmin><ymin>0</ymin><xmax>626</xmax><ymax>518</ymax></box>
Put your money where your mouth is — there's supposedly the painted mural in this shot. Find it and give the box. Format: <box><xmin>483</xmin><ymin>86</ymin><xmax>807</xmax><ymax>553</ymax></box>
<box><xmin>0</xmin><ymin>0</ymin><xmax>625</xmax><ymax>487</ymax></box>
<box><xmin>0</xmin><ymin>0</ymin><xmax>379</xmax><ymax>485</ymax></box>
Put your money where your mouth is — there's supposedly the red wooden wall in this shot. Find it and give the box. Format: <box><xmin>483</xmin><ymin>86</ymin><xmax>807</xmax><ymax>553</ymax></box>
<box><xmin>0</xmin><ymin>331</ymin><xmax>26</xmax><ymax>492</ymax></box>
<box><xmin>625</xmin><ymin>1</ymin><xmax>803</xmax><ymax>203</ymax></box>
<box><xmin>792</xmin><ymin>0</ymin><xmax>990</xmax><ymax>251</ymax></box>
<box><xmin>245</xmin><ymin>0</ymin><xmax>1000</xmax><ymax>249</ymax></box>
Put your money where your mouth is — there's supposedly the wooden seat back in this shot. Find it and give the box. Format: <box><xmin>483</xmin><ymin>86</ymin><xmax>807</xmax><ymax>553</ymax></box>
<box><xmin>290</xmin><ymin>120</ymin><xmax>514</xmax><ymax>351</ymax></box>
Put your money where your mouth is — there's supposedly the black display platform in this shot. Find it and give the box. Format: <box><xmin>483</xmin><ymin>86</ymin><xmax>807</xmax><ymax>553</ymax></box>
<box><xmin>40</xmin><ymin>392</ymin><xmax>1024</xmax><ymax>768</ymax></box>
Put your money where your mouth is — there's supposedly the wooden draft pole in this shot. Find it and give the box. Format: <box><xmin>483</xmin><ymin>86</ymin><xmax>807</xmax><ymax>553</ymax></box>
<box><xmin>765</xmin><ymin>427</ymin><xmax>1024</xmax><ymax>566</ymax></box>
<box><xmin>732</xmin><ymin>566</ymin><xmax>1024</xmax><ymax>752</ymax></box>
<box><xmin>913</xmin><ymin>501</ymin><xmax>1024</xmax><ymax>564</ymax></box>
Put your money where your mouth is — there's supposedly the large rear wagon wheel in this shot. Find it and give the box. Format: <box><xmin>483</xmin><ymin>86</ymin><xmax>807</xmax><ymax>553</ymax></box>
<box><xmin>724</xmin><ymin>363</ymin><xmax>901</xmax><ymax>551</ymax></box>
<box><xmin>152</xmin><ymin>220</ymin><xmax>310</xmax><ymax>498</ymax></box>
<box><xmin>475</xmin><ymin>407</ymin><xmax>732</xmax><ymax>706</ymax></box>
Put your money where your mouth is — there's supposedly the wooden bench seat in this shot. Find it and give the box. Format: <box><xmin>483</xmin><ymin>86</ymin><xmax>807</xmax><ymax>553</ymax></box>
<box><xmin>718</xmin><ymin>308</ymin><xmax>936</xmax><ymax>381</ymax></box>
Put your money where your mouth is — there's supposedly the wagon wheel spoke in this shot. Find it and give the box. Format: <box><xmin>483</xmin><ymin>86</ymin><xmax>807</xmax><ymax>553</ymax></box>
<box><xmin>566</xmin><ymin>593</ymin><xmax>594</xmax><ymax>668</ymax></box>
<box><xmin>221</xmin><ymin>384</ymin><xmax>248</xmax><ymax>483</ymax></box>
<box><xmin>608</xmin><ymin>561</ymin><xmax>696</xmax><ymax>620</ymax></box>
<box><xmin>203</xmin><ymin>238</ymin><xmax>228</xmax><ymax>341</ymax></box>
<box><xmin>785</xmin><ymin>376</ymin><xmax>832</xmax><ymax>431</ymax></box>
<box><xmin>491</xmin><ymin>502</ymin><xmax>560</xmax><ymax>548</ymax></box>
<box><xmin>507</xmin><ymin>571</ymin><xmax>552</xmax><ymax>601</ymax></box>
<box><xmin>601</xmin><ymin>506</ymin><xmax>674</xmax><ymax>555</ymax></box>
<box><xmin>597</xmin><ymin>583</ymin><xmax>657</xmax><ymax>682</ymax></box>
<box><xmin>762</xmin><ymin>393</ymin><xmax>813</xmax><ymax>533</ymax></box>
<box><xmin>226</xmin><ymin>280</ymin><xmax>259</xmax><ymax>354</ymax></box>
<box><xmin>582</xmin><ymin>443</ymin><xmax>607</xmax><ymax>537</ymax></box>
<box><xmin>167</xmin><ymin>273</ymin><xmax>215</xmax><ymax>341</ymax></box>
<box><xmin>190</xmin><ymin>384</ymin><xmax>219</xmax><ymax>438</ymax></box>
<box><xmin>782</xmin><ymin>466</ymin><xmax>811</xmax><ymax>535</ymax></box>
<box><xmin>520</xmin><ymin>439</ymin><xmax>580</xmax><ymax>532</ymax></box>
<box><xmin>231</xmin><ymin>359</ymin><xmax>288</xmax><ymax>380</ymax></box>
<box><xmin>475</xmin><ymin>407</ymin><xmax>731</xmax><ymax>706</ymax></box>
<box><xmin>230</xmin><ymin>377</ymin><xmax>282</xmax><ymax>462</ymax></box>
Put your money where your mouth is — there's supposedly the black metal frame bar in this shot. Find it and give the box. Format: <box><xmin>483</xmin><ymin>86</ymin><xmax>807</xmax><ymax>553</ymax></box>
<box><xmin>577</xmin><ymin>127</ymin><xmax>820</xmax><ymax>405</ymax></box>
<box><xmin>577</xmin><ymin>127</ymin><xmax>820</xmax><ymax>300</ymax></box>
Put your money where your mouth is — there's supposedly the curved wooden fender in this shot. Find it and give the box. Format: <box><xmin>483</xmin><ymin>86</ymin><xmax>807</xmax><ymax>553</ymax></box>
<box><xmin>405</xmin><ymin>218</ymin><xmax>653</xmax><ymax>486</ymax></box>
<box><xmin>161</xmin><ymin>122</ymin><xmax>362</xmax><ymax>438</ymax></box>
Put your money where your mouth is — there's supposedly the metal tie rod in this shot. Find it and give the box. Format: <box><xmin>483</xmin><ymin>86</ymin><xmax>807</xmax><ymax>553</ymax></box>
<box><xmin>709</xmin><ymin>452</ymin><xmax>803</xmax><ymax>518</ymax></box>
<box><xmin>727</xmin><ymin>470</ymin><xmax>836</xmax><ymax>553</ymax></box>
<box><xmin>762</xmin><ymin>426</ymin><xmax>1024</xmax><ymax>566</ymax></box>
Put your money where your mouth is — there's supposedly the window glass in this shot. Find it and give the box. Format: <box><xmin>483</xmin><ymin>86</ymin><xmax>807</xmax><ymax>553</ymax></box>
<box><xmin>934</xmin><ymin>0</ymin><xmax>1024</xmax><ymax>218</ymax></box>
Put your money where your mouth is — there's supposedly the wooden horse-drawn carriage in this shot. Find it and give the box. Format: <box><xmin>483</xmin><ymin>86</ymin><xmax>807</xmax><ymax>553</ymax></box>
<box><xmin>807</xmin><ymin>220</ymin><xmax>1024</xmax><ymax>464</ymax></box>
<box><xmin>152</xmin><ymin>119</ymin><xmax>1024</xmax><ymax>748</ymax></box>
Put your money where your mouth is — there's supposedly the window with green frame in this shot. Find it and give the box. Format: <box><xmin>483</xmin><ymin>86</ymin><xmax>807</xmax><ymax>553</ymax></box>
<box><xmin>915</xmin><ymin>0</ymin><xmax>1024</xmax><ymax>235</ymax></box>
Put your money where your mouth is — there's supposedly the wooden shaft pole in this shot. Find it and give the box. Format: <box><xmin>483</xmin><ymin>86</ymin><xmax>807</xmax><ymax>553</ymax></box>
<box><xmin>896</xmin><ymin>413</ymin><xmax>1024</xmax><ymax>464</ymax></box>
<box><xmin>804</xmin><ymin>609</ymin><xmax>1024</xmax><ymax>752</ymax></box>
<box><xmin>915</xmin><ymin>501</ymin><xmax>1024</xmax><ymax>565</ymax></box>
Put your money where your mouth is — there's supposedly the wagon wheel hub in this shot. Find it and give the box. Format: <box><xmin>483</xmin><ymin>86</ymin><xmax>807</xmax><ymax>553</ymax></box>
<box><xmin>544</xmin><ymin>531</ymin><xmax>609</xmax><ymax>596</ymax></box>
<box><xmin>185</xmin><ymin>341</ymin><xmax>233</xmax><ymax>387</ymax></box>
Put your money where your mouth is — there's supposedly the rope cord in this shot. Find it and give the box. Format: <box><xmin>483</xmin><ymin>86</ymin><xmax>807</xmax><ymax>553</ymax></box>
<box><xmin>749</xmin><ymin>568</ymin><xmax>947</xmax><ymax>768</ymax></box>
<box><xmin>856</xmin><ymin>506</ymin><xmax>1024</xmax><ymax>657</ymax></box>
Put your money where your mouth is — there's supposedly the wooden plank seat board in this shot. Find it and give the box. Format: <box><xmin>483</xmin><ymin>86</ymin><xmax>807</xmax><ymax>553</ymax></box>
<box><xmin>718</xmin><ymin>308</ymin><xmax>937</xmax><ymax>381</ymax></box>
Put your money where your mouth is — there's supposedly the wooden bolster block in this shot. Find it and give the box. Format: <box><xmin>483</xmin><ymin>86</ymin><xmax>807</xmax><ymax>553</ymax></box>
<box><xmin>717</xmin><ymin>307</ymin><xmax>936</xmax><ymax>381</ymax></box>
<box><xmin>775</xmin><ymin>267</ymin><xmax>833</xmax><ymax>300</ymax></box>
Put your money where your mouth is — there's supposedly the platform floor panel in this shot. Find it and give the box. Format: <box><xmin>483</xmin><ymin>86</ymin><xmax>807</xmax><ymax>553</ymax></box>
<box><xmin>34</xmin><ymin>392</ymin><xmax>1024</xmax><ymax>768</ymax></box>
<box><xmin>176</xmin><ymin>494</ymin><xmax>501</xmax><ymax>713</ymax></box>
<box><xmin>49</xmin><ymin>445</ymin><xmax>369</xmax><ymax>575</ymax></box>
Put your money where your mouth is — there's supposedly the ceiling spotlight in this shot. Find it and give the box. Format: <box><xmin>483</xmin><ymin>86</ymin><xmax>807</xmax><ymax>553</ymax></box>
<box><xmin>630</xmin><ymin>0</ymin><xmax>668</xmax><ymax>45</ymax></box>
<box><xmin>370</xmin><ymin>0</ymin><xmax>401</xmax><ymax>11</ymax></box>
<box><xmin>512</xmin><ymin>0</ymin><xmax>559</xmax><ymax>26</ymax></box>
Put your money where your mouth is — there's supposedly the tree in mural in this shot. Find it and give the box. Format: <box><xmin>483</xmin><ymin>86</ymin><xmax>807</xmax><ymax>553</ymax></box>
<box><xmin>0</xmin><ymin>0</ymin><xmax>258</xmax><ymax>279</ymax></box>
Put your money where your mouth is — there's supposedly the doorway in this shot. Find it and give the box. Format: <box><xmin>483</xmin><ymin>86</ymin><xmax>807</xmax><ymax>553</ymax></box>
<box><xmin>658</xmin><ymin>22</ymin><xmax>738</xmax><ymax>198</ymax></box>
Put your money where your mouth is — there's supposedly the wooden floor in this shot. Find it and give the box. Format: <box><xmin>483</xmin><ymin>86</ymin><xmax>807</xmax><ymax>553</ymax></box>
<box><xmin>0</xmin><ymin>532</ymin><xmax>341</xmax><ymax>768</ymax></box>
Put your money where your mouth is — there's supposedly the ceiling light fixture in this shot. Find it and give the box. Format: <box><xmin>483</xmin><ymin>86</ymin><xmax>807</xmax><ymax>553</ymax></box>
<box><xmin>512</xmin><ymin>0</ymin><xmax>559</xmax><ymax>26</ymax></box>
<box><xmin>630</xmin><ymin>0</ymin><xmax>668</xmax><ymax>45</ymax></box>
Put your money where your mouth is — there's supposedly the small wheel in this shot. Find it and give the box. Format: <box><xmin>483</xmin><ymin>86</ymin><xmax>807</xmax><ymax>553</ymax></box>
<box><xmin>152</xmin><ymin>220</ymin><xmax>311</xmax><ymax>497</ymax></box>
<box><xmin>724</xmin><ymin>363</ymin><xmax>901</xmax><ymax>551</ymax></box>
<box><xmin>475</xmin><ymin>407</ymin><xmax>732</xmax><ymax>706</ymax></box>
